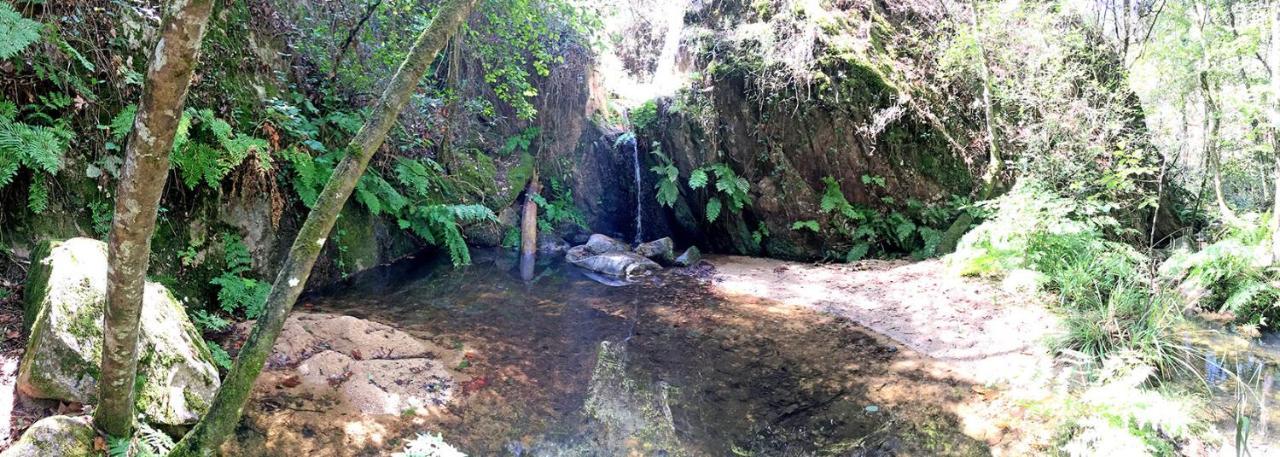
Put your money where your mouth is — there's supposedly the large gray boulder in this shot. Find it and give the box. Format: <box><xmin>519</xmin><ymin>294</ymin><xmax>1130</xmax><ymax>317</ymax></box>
<box><xmin>635</xmin><ymin>237</ymin><xmax>675</xmax><ymax>264</ymax></box>
<box><xmin>585</xmin><ymin>234</ymin><xmax>629</xmax><ymax>254</ymax></box>
<box><xmin>18</xmin><ymin>238</ymin><xmax>220</xmax><ymax>425</ymax></box>
<box><xmin>0</xmin><ymin>415</ymin><xmax>95</xmax><ymax>457</ymax></box>
<box><xmin>572</xmin><ymin>252</ymin><xmax>661</xmax><ymax>278</ymax></box>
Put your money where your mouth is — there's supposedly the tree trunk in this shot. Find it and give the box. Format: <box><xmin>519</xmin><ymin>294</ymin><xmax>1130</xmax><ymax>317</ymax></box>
<box><xmin>94</xmin><ymin>0</ymin><xmax>214</xmax><ymax>440</ymax></box>
<box><xmin>520</xmin><ymin>170</ymin><xmax>540</xmax><ymax>280</ymax></box>
<box><xmin>1270</xmin><ymin>0</ymin><xmax>1280</xmax><ymax>263</ymax></box>
<box><xmin>937</xmin><ymin>0</ymin><xmax>1002</xmax><ymax>255</ymax></box>
<box><xmin>168</xmin><ymin>1</ymin><xmax>476</xmax><ymax>454</ymax></box>
<box><xmin>1193</xmin><ymin>0</ymin><xmax>1235</xmax><ymax>223</ymax></box>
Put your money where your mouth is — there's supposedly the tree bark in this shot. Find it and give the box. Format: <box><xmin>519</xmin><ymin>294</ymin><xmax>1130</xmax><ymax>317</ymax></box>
<box><xmin>1270</xmin><ymin>0</ymin><xmax>1280</xmax><ymax>263</ymax></box>
<box><xmin>937</xmin><ymin>0</ymin><xmax>1002</xmax><ymax>255</ymax></box>
<box><xmin>94</xmin><ymin>0</ymin><xmax>214</xmax><ymax>440</ymax></box>
<box><xmin>1194</xmin><ymin>0</ymin><xmax>1235</xmax><ymax>222</ymax></box>
<box><xmin>168</xmin><ymin>0</ymin><xmax>476</xmax><ymax>454</ymax></box>
<box><xmin>520</xmin><ymin>169</ymin><xmax>540</xmax><ymax>280</ymax></box>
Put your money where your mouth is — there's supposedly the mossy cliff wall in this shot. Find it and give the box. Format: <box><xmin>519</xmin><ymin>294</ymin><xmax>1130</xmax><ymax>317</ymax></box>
<box><xmin>627</xmin><ymin>0</ymin><xmax>980</xmax><ymax>259</ymax></box>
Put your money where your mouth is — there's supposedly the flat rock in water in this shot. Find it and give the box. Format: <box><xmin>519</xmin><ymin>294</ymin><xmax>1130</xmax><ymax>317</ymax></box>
<box><xmin>0</xmin><ymin>415</ymin><xmax>94</xmax><ymax>457</ymax></box>
<box><xmin>236</xmin><ymin>312</ymin><xmax>461</xmax><ymax>415</ymax></box>
<box><xmin>570</xmin><ymin>251</ymin><xmax>661</xmax><ymax>278</ymax></box>
<box><xmin>635</xmin><ymin>237</ymin><xmax>675</xmax><ymax>264</ymax></box>
<box><xmin>17</xmin><ymin>238</ymin><xmax>219</xmax><ymax>425</ymax></box>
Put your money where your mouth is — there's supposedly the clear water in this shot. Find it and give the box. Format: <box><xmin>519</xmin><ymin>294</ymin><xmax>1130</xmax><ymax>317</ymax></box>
<box><xmin>305</xmin><ymin>249</ymin><xmax>991</xmax><ymax>456</ymax></box>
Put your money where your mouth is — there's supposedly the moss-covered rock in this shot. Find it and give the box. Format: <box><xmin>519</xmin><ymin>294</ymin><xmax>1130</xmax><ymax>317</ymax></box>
<box><xmin>17</xmin><ymin>238</ymin><xmax>220</xmax><ymax>425</ymax></box>
<box><xmin>0</xmin><ymin>415</ymin><xmax>95</xmax><ymax>457</ymax></box>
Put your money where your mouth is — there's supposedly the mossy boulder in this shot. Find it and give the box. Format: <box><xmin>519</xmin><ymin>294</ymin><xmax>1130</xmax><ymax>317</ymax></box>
<box><xmin>0</xmin><ymin>415</ymin><xmax>95</xmax><ymax>457</ymax></box>
<box><xmin>17</xmin><ymin>238</ymin><xmax>220</xmax><ymax>425</ymax></box>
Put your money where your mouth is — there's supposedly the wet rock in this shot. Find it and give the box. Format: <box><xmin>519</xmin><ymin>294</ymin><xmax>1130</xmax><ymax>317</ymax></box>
<box><xmin>571</xmin><ymin>251</ymin><xmax>661</xmax><ymax>278</ymax></box>
<box><xmin>537</xmin><ymin>233</ymin><xmax>571</xmax><ymax>255</ymax></box>
<box><xmin>523</xmin><ymin>341</ymin><xmax>683</xmax><ymax>454</ymax></box>
<box><xmin>236</xmin><ymin>313</ymin><xmax>460</xmax><ymax>415</ymax></box>
<box><xmin>18</xmin><ymin>238</ymin><xmax>220</xmax><ymax>425</ymax></box>
<box><xmin>635</xmin><ymin>237</ymin><xmax>675</xmax><ymax>264</ymax></box>
<box><xmin>585</xmin><ymin>234</ymin><xmax>629</xmax><ymax>254</ymax></box>
<box><xmin>0</xmin><ymin>415</ymin><xmax>95</xmax><ymax>457</ymax></box>
<box><xmin>565</xmin><ymin>244</ymin><xmax>593</xmax><ymax>264</ymax></box>
<box><xmin>674</xmin><ymin>246</ymin><xmax>702</xmax><ymax>267</ymax></box>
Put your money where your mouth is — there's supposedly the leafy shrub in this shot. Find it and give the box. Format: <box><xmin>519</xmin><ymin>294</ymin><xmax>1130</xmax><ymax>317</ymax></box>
<box><xmin>688</xmin><ymin>163</ymin><xmax>750</xmax><ymax>223</ymax></box>
<box><xmin>0</xmin><ymin>2</ymin><xmax>40</xmax><ymax>61</ymax></box>
<box><xmin>1045</xmin><ymin>354</ymin><xmax>1202</xmax><ymax>457</ymax></box>
<box><xmin>797</xmin><ymin>176</ymin><xmax>959</xmax><ymax>261</ymax></box>
<box><xmin>171</xmin><ymin>108</ymin><xmax>271</xmax><ymax>189</ymax></box>
<box><xmin>949</xmin><ymin>181</ymin><xmax>1179</xmax><ymax>365</ymax></box>
<box><xmin>532</xmin><ymin>177</ymin><xmax>586</xmax><ymax>231</ymax></box>
<box><xmin>1159</xmin><ymin>214</ymin><xmax>1280</xmax><ymax>328</ymax></box>
<box><xmin>0</xmin><ymin>100</ymin><xmax>70</xmax><ymax>213</ymax></box>
<box><xmin>209</xmin><ymin>234</ymin><xmax>269</xmax><ymax>319</ymax></box>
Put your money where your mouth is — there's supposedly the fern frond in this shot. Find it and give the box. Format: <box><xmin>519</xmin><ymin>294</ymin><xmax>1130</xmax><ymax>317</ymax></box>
<box><xmin>1221</xmin><ymin>280</ymin><xmax>1276</xmax><ymax>315</ymax></box>
<box><xmin>0</xmin><ymin>3</ymin><xmax>41</xmax><ymax>61</ymax></box>
<box><xmin>26</xmin><ymin>172</ymin><xmax>47</xmax><ymax>213</ymax></box>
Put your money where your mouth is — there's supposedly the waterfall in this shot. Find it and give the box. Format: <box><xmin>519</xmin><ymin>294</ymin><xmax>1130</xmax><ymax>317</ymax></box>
<box><xmin>650</xmin><ymin>2</ymin><xmax>688</xmax><ymax>95</ymax></box>
<box><xmin>631</xmin><ymin>137</ymin><xmax>643</xmax><ymax>244</ymax></box>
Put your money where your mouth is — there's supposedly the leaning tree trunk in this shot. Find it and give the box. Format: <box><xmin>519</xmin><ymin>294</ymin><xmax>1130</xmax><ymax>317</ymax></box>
<box><xmin>1269</xmin><ymin>0</ymin><xmax>1280</xmax><ymax>263</ymax></box>
<box><xmin>168</xmin><ymin>0</ymin><xmax>476</xmax><ymax>454</ymax></box>
<box><xmin>937</xmin><ymin>0</ymin><xmax>1002</xmax><ymax>255</ymax></box>
<box><xmin>94</xmin><ymin>0</ymin><xmax>214</xmax><ymax>440</ymax></box>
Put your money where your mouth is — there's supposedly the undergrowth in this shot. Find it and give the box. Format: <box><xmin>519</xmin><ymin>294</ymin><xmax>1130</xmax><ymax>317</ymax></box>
<box><xmin>1159</xmin><ymin>213</ymin><xmax>1280</xmax><ymax>330</ymax></box>
<box><xmin>948</xmin><ymin>181</ymin><xmax>1181</xmax><ymax>368</ymax></box>
<box><xmin>795</xmin><ymin>175</ymin><xmax>962</xmax><ymax>261</ymax></box>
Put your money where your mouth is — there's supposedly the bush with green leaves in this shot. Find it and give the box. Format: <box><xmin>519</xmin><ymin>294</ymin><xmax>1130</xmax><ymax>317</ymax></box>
<box><xmin>1039</xmin><ymin>353</ymin><xmax>1203</xmax><ymax>457</ymax></box>
<box><xmin>209</xmin><ymin>234</ymin><xmax>269</xmax><ymax>320</ymax></box>
<box><xmin>0</xmin><ymin>7</ymin><xmax>71</xmax><ymax>214</ymax></box>
<box><xmin>531</xmin><ymin>177</ymin><xmax>586</xmax><ymax>232</ymax></box>
<box><xmin>1159</xmin><ymin>214</ymin><xmax>1280</xmax><ymax>328</ymax></box>
<box><xmin>949</xmin><ymin>181</ymin><xmax>1181</xmax><ymax>366</ymax></box>
<box><xmin>794</xmin><ymin>176</ymin><xmax>961</xmax><ymax>261</ymax></box>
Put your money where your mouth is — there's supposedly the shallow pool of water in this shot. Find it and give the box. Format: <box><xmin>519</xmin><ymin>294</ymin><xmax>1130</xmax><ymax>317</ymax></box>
<box><xmin>298</xmin><ymin>249</ymin><xmax>995</xmax><ymax>456</ymax></box>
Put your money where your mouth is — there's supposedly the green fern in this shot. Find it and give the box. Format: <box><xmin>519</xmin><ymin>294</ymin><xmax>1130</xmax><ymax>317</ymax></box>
<box><xmin>0</xmin><ymin>2</ymin><xmax>41</xmax><ymax>61</ymax></box>
<box><xmin>171</xmin><ymin>109</ymin><xmax>270</xmax><ymax>190</ymax></box>
<box><xmin>0</xmin><ymin>108</ymin><xmax>69</xmax><ymax>213</ymax></box>
<box><xmin>210</xmin><ymin>234</ymin><xmax>268</xmax><ymax>319</ymax></box>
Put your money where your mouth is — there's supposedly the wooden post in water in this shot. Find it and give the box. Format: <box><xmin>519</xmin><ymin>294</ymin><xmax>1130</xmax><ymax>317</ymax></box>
<box><xmin>520</xmin><ymin>169</ymin><xmax>541</xmax><ymax>280</ymax></box>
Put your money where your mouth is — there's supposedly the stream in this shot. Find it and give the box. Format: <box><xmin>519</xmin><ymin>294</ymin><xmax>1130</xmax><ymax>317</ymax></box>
<box><xmin>297</xmin><ymin>249</ymin><xmax>995</xmax><ymax>456</ymax></box>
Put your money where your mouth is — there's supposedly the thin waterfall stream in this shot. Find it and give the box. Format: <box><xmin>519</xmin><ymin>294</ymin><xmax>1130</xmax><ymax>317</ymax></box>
<box><xmin>631</xmin><ymin>136</ymin><xmax>643</xmax><ymax>245</ymax></box>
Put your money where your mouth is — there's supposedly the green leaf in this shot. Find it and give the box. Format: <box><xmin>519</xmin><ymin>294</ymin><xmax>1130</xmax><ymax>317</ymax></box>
<box><xmin>792</xmin><ymin>220</ymin><xmax>820</xmax><ymax>232</ymax></box>
<box><xmin>845</xmin><ymin>243</ymin><xmax>870</xmax><ymax>262</ymax></box>
<box><xmin>688</xmin><ymin>168</ymin><xmax>708</xmax><ymax>189</ymax></box>
<box><xmin>705</xmin><ymin>196</ymin><xmax>722</xmax><ymax>222</ymax></box>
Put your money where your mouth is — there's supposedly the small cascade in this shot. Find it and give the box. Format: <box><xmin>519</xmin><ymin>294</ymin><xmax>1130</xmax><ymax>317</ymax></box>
<box><xmin>631</xmin><ymin>136</ymin><xmax>644</xmax><ymax>245</ymax></box>
<box><xmin>651</xmin><ymin>2</ymin><xmax>689</xmax><ymax>95</ymax></box>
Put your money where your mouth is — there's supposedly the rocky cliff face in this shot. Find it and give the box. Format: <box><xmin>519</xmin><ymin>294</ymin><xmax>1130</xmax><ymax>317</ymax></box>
<box><xmin>602</xmin><ymin>0</ymin><xmax>982</xmax><ymax>259</ymax></box>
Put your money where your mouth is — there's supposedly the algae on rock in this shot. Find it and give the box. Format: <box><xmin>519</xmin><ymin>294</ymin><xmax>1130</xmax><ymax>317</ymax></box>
<box><xmin>18</xmin><ymin>238</ymin><xmax>220</xmax><ymax>426</ymax></box>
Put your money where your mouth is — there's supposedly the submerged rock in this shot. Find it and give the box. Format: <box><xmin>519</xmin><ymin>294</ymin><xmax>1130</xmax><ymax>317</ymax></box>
<box><xmin>0</xmin><ymin>415</ymin><xmax>95</xmax><ymax>457</ymax></box>
<box><xmin>18</xmin><ymin>238</ymin><xmax>219</xmax><ymax>425</ymax></box>
<box><xmin>237</xmin><ymin>313</ymin><xmax>460</xmax><ymax>415</ymax></box>
<box><xmin>571</xmin><ymin>251</ymin><xmax>661</xmax><ymax>278</ymax></box>
<box><xmin>674</xmin><ymin>246</ymin><xmax>702</xmax><ymax>267</ymax></box>
<box><xmin>537</xmin><ymin>233</ymin><xmax>571</xmax><ymax>255</ymax></box>
<box><xmin>585</xmin><ymin>234</ymin><xmax>629</xmax><ymax>254</ymax></box>
<box><xmin>635</xmin><ymin>237</ymin><xmax>676</xmax><ymax>264</ymax></box>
